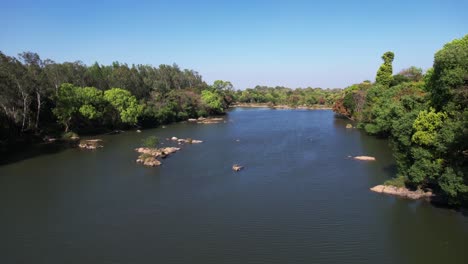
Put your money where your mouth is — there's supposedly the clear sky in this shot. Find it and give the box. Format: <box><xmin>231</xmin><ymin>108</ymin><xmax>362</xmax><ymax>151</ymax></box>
<box><xmin>1</xmin><ymin>0</ymin><xmax>467</xmax><ymax>89</ymax></box>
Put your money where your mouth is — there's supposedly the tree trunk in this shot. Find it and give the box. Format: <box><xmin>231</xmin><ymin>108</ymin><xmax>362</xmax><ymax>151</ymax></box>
<box><xmin>35</xmin><ymin>91</ymin><xmax>41</xmax><ymax>129</ymax></box>
<box><xmin>21</xmin><ymin>92</ymin><xmax>28</xmax><ymax>132</ymax></box>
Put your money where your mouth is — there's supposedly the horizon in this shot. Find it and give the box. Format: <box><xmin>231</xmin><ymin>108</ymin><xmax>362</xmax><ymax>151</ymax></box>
<box><xmin>2</xmin><ymin>0</ymin><xmax>467</xmax><ymax>89</ymax></box>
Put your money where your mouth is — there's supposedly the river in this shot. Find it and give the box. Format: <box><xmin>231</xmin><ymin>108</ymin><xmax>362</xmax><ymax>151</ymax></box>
<box><xmin>1</xmin><ymin>108</ymin><xmax>467</xmax><ymax>264</ymax></box>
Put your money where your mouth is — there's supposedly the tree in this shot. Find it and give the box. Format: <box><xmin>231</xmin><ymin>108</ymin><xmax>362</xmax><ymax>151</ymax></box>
<box><xmin>427</xmin><ymin>34</ymin><xmax>468</xmax><ymax>110</ymax></box>
<box><xmin>212</xmin><ymin>80</ymin><xmax>234</xmax><ymax>91</ymax></box>
<box><xmin>103</xmin><ymin>88</ymin><xmax>143</xmax><ymax>125</ymax></box>
<box><xmin>53</xmin><ymin>83</ymin><xmax>80</xmax><ymax>132</ymax></box>
<box><xmin>201</xmin><ymin>90</ymin><xmax>223</xmax><ymax>114</ymax></box>
<box><xmin>376</xmin><ymin>51</ymin><xmax>395</xmax><ymax>87</ymax></box>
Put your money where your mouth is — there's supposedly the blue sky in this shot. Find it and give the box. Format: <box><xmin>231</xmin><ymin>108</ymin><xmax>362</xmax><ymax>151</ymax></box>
<box><xmin>1</xmin><ymin>0</ymin><xmax>467</xmax><ymax>89</ymax></box>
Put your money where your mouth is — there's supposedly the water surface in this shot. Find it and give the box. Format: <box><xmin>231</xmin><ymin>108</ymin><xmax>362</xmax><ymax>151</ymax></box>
<box><xmin>1</xmin><ymin>109</ymin><xmax>467</xmax><ymax>264</ymax></box>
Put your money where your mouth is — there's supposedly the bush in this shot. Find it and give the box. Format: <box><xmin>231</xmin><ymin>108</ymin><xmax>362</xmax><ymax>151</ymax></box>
<box><xmin>141</xmin><ymin>136</ymin><xmax>159</xmax><ymax>148</ymax></box>
<box><xmin>62</xmin><ymin>131</ymin><xmax>79</xmax><ymax>140</ymax></box>
<box><xmin>384</xmin><ymin>175</ymin><xmax>407</xmax><ymax>188</ymax></box>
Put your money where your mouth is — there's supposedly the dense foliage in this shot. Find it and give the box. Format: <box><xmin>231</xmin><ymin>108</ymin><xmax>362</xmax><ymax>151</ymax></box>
<box><xmin>333</xmin><ymin>35</ymin><xmax>468</xmax><ymax>206</ymax></box>
<box><xmin>0</xmin><ymin>52</ymin><xmax>234</xmax><ymax>148</ymax></box>
<box><xmin>234</xmin><ymin>86</ymin><xmax>341</xmax><ymax>107</ymax></box>
<box><xmin>375</xmin><ymin>51</ymin><xmax>395</xmax><ymax>87</ymax></box>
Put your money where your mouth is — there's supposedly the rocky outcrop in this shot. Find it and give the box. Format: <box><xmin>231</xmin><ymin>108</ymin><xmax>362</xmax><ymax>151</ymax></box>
<box><xmin>232</xmin><ymin>164</ymin><xmax>244</xmax><ymax>171</ymax></box>
<box><xmin>197</xmin><ymin>117</ymin><xmax>224</xmax><ymax>124</ymax></box>
<box><xmin>353</xmin><ymin>156</ymin><xmax>376</xmax><ymax>161</ymax></box>
<box><xmin>135</xmin><ymin>147</ymin><xmax>180</xmax><ymax>167</ymax></box>
<box><xmin>78</xmin><ymin>139</ymin><xmax>103</xmax><ymax>150</ymax></box>
<box><xmin>370</xmin><ymin>185</ymin><xmax>433</xmax><ymax>200</ymax></box>
<box><xmin>136</xmin><ymin>155</ymin><xmax>161</xmax><ymax>167</ymax></box>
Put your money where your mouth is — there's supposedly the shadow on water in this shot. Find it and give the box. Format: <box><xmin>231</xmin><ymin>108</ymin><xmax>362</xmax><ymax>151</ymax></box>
<box><xmin>0</xmin><ymin>141</ymin><xmax>72</xmax><ymax>167</ymax></box>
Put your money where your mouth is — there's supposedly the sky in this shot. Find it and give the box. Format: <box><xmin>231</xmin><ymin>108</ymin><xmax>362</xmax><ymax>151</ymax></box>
<box><xmin>1</xmin><ymin>0</ymin><xmax>467</xmax><ymax>89</ymax></box>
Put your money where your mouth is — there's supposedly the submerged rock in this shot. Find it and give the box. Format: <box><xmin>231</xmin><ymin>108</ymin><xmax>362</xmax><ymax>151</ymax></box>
<box><xmin>78</xmin><ymin>139</ymin><xmax>103</xmax><ymax>150</ymax></box>
<box><xmin>370</xmin><ymin>185</ymin><xmax>433</xmax><ymax>200</ymax></box>
<box><xmin>353</xmin><ymin>156</ymin><xmax>376</xmax><ymax>161</ymax></box>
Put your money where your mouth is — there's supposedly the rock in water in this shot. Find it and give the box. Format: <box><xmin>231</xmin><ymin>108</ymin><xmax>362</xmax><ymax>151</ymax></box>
<box><xmin>78</xmin><ymin>139</ymin><xmax>103</xmax><ymax>150</ymax></box>
<box><xmin>346</xmin><ymin>124</ymin><xmax>353</xmax><ymax>129</ymax></box>
<box><xmin>232</xmin><ymin>164</ymin><xmax>244</xmax><ymax>171</ymax></box>
<box><xmin>370</xmin><ymin>185</ymin><xmax>433</xmax><ymax>200</ymax></box>
<box><xmin>136</xmin><ymin>155</ymin><xmax>162</xmax><ymax>167</ymax></box>
<box><xmin>353</xmin><ymin>156</ymin><xmax>376</xmax><ymax>161</ymax></box>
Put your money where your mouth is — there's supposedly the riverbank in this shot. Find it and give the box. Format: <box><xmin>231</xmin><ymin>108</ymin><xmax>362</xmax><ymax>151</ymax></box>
<box><xmin>230</xmin><ymin>103</ymin><xmax>332</xmax><ymax>110</ymax></box>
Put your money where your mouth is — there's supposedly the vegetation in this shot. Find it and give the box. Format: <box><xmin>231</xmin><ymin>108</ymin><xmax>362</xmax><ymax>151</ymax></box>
<box><xmin>0</xmin><ymin>52</ymin><xmax>234</xmax><ymax>149</ymax></box>
<box><xmin>376</xmin><ymin>51</ymin><xmax>395</xmax><ymax>87</ymax></box>
<box><xmin>333</xmin><ymin>35</ymin><xmax>468</xmax><ymax>206</ymax></box>
<box><xmin>234</xmin><ymin>86</ymin><xmax>341</xmax><ymax>107</ymax></box>
<box><xmin>141</xmin><ymin>136</ymin><xmax>159</xmax><ymax>148</ymax></box>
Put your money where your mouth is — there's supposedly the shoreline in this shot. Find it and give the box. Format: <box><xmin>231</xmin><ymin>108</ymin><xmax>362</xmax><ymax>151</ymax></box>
<box><xmin>230</xmin><ymin>103</ymin><xmax>333</xmax><ymax>110</ymax></box>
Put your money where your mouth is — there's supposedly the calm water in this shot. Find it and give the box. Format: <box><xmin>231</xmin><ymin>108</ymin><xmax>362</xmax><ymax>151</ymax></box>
<box><xmin>1</xmin><ymin>109</ymin><xmax>467</xmax><ymax>264</ymax></box>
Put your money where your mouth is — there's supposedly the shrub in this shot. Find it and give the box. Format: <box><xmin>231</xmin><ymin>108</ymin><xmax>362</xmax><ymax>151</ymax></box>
<box><xmin>141</xmin><ymin>136</ymin><xmax>159</xmax><ymax>148</ymax></box>
<box><xmin>62</xmin><ymin>131</ymin><xmax>79</xmax><ymax>140</ymax></box>
<box><xmin>384</xmin><ymin>175</ymin><xmax>407</xmax><ymax>188</ymax></box>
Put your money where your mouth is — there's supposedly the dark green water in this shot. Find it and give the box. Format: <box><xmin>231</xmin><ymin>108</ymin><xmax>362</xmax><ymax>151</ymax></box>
<box><xmin>1</xmin><ymin>109</ymin><xmax>467</xmax><ymax>264</ymax></box>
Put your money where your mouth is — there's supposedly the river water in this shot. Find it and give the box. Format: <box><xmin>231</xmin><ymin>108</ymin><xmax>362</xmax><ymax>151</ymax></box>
<box><xmin>1</xmin><ymin>108</ymin><xmax>467</xmax><ymax>264</ymax></box>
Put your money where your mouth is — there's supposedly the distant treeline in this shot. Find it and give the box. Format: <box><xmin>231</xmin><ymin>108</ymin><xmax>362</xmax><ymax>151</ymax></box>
<box><xmin>0</xmin><ymin>52</ymin><xmax>235</xmax><ymax>148</ymax></box>
<box><xmin>233</xmin><ymin>86</ymin><xmax>341</xmax><ymax>107</ymax></box>
<box><xmin>333</xmin><ymin>35</ymin><xmax>468</xmax><ymax>206</ymax></box>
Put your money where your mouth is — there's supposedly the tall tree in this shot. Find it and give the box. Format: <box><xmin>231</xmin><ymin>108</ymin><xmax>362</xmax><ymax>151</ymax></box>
<box><xmin>376</xmin><ymin>51</ymin><xmax>395</xmax><ymax>87</ymax></box>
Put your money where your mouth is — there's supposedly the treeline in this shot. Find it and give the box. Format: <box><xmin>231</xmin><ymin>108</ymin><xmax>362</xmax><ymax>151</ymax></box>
<box><xmin>333</xmin><ymin>35</ymin><xmax>468</xmax><ymax>206</ymax></box>
<box><xmin>234</xmin><ymin>86</ymin><xmax>341</xmax><ymax>107</ymax></box>
<box><xmin>0</xmin><ymin>52</ymin><xmax>234</xmax><ymax>148</ymax></box>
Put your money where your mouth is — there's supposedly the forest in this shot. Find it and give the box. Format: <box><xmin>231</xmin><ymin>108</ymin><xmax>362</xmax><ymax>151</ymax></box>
<box><xmin>0</xmin><ymin>54</ymin><xmax>237</xmax><ymax>150</ymax></box>
<box><xmin>333</xmin><ymin>35</ymin><xmax>468</xmax><ymax>206</ymax></box>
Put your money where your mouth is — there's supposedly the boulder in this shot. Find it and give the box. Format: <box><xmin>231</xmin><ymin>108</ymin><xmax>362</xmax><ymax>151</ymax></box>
<box><xmin>171</xmin><ymin>137</ymin><xmax>178</xmax><ymax>141</ymax></box>
<box><xmin>136</xmin><ymin>129</ymin><xmax>142</xmax><ymax>133</ymax></box>
<box><xmin>353</xmin><ymin>156</ymin><xmax>376</xmax><ymax>161</ymax></box>
<box><xmin>346</xmin><ymin>124</ymin><xmax>353</xmax><ymax>129</ymax></box>
<box><xmin>188</xmin><ymin>118</ymin><xmax>197</xmax><ymax>122</ymax></box>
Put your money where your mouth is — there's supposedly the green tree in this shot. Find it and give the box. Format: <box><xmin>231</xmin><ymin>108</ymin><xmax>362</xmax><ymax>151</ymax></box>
<box><xmin>201</xmin><ymin>90</ymin><xmax>223</xmax><ymax>114</ymax></box>
<box><xmin>376</xmin><ymin>51</ymin><xmax>395</xmax><ymax>87</ymax></box>
<box><xmin>53</xmin><ymin>83</ymin><xmax>79</xmax><ymax>132</ymax></box>
<box><xmin>103</xmin><ymin>88</ymin><xmax>143</xmax><ymax>125</ymax></box>
<box><xmin>427</xmin><ymin>34</ymin><xmax>468</xmax><ymax>110</ymax></box>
